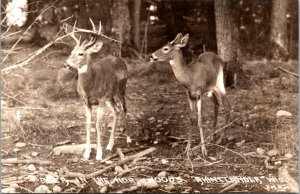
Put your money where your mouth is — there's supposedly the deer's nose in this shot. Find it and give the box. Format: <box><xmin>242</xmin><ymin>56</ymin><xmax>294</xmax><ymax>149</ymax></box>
<box><xmin>150</xmin><ymin>54</ymin><xmax>158</xmax><ymax>62</ymax></box>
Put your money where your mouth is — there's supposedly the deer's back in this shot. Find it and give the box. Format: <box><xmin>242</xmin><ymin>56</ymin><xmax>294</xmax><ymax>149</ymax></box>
<box><xmin>187</xmin><ymin>52</ymin><xmax>225</xmax><ymax>94</ymax></box>
<box><xmin>94</xmin><ymin>55</ymin><xmax>128</xmax><ymax>81</ymax></box>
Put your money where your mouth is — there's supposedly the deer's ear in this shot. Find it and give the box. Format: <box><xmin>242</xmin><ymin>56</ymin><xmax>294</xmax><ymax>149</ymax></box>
<box><xmin>179</xmin><ymin>34</ymin><xmax>189</xmax><ymax>47</ymax></box>
<box><xmin>89</xmin><ymin>42</ymin><xmax>103</xmax><ymax>53</ymax></box>
<box><xmin>170</xmin><ymin>33</ymin><xmax>183</xmax><ymax>44</ymax></box>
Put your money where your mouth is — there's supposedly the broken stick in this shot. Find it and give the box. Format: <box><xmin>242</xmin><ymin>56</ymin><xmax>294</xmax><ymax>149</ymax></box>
<box><xmin>62</xmin><ymin>147</ymin><xmax>157</xmax><ymax>179</ymax></box>
<box><xmin>275</xmin><ymin>67</ymin><xmax>299</xmax><ymax>78</ymax></box>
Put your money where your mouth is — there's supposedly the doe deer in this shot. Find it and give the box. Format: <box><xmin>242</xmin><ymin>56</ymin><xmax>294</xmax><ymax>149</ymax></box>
<box><xmin>150</xmin><ymin>33</ymin><xmax>230</xmax><ymax>156</ymax></box>
<box><xmin>65</xmin><ymin>21</ymin><xmax>131</xmax><ymax>160</ymax></box>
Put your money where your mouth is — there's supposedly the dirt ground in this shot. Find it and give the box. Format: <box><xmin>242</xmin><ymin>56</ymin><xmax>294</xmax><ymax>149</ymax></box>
<box><xmin>1</xmin><ymin>46</ymin><xmax>298</xmax><ymax>193</ymax></box>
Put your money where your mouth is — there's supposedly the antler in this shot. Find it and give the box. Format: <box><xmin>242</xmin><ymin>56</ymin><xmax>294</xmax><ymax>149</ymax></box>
<box><xmin>75</xmin><ymin>18</ymin><xmax>102</xmax><ymax>49</ymax></box>
<box><xmin>81</xmin><ymin>37</ymin><xmax>97</xmax><ymax>49</ymax></box>
<box><xmin>68</xmin><ymin>20</ymin><xmax>81</xmax><ymax>46</ymax></box>
<box><xmin>89</xmin><ymin>18</ymin><xmax>101</xmax><ymax>35</ymax></box>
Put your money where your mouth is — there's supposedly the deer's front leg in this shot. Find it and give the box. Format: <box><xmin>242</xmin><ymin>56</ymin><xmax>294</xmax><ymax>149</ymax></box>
<box><xmin>185</xmin><ymin>90</ymin><xmax>196</xmax><ymax>153</ymax></box>
<box><xmin>105</xmin><ymin>99</ymin><xmax>118</xmax><ymax>151</ymax></box>
<box><xmin>197</xmin><ymin>97</ymin><xmax>207</xmax><ymax>157</ymax></box>
<box><xmin>84</xmin><ymin>104</ymin><xmax>92</xmax><ymax>160</ymax></box>
<box><xmin>96</xmin><ymin>106</ymin><xmax>104</xmax><ymax>160</ymax></box>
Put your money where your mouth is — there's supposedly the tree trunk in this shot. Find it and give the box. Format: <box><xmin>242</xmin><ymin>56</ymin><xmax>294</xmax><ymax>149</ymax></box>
<box><xmin>76</xmin><ymin>0</ymin><xmax>90</xmax><ymax>41</ymax></box>
<box><xmin>111</xmin><ymin>0</ymin><xmax>131</xmax><ymax>56</ymax></box>
<box><xmin>270</xmin><ymin>0</ymin><xmax>288</xmax><ymax>60</ymax></box>
<box><xmin>214</xmin><ymin>0</ymin><xmax>241</xmax><ymax>88</ymax></box>
<box><xmin>131</xmin><ymin>0</ymin><xmax>141</xmax><ymax>50</ymax></box>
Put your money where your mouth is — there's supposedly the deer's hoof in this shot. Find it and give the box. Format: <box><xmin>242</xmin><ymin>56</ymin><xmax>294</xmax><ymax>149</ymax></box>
<box><xmin>96</xmin><ymin>153</ymin><xmax>103</xmax><ymax>161</ymax></box>
<box><xmin>83</xmin><ymin>150</ymin><xmax>91</xmax><ymax>160</ymax></box>
<box><xmin>126</xmin><ymin>136</ymin><xmax>132</xmax><ymax>144</ymax></box>
<box><xmin>106</xmin><ymin>144</ymin><xmax>113</xmax><ymax>151</ymax></box>
<box><xmin>201</xmin><ymin>145</ymin><xmax>207</xmax><ymax>157</ymax></box>
<box><xmin>184</xmin><ymin>143</ymin><xmax>191</xmax><ymax>154</ymax></box>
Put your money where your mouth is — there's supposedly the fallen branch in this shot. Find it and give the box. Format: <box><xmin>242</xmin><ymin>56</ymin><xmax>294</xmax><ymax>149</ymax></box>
<box><xmin>62</xmin><ymin>147</ymin><xmax>156</xmax><ymax>179</ymax></box>
<box><xmin>116</xmin><ymin>186</ymin><xmax>139</xmax><ymax>193</ymax></box>
<box><xmin>2</xmin><ymin>158</ymin><xmax>52</xmax><ymax>165</ymax></box>
<box><xmin>101</xmin><ymin>147</ymin><xmax>142</xmax><ymax>163</ymax></box>
<box><xmin>2</xmin><ymin>32</ymin><xmax>69</xmax><ymax>74</ymax></box>
<box><xmin>275</xmin><ymin>67</ymin><xmax>299</xmax><ymax>78</ymax></box>
<box><xmin>2</xmin><ymin>180</ymin><xmax>25</xmax><ymax>185</ymax></box>
<box><xmin>1</xmin><ymin>0</ymin><xmax>59</xmax><ymax>65</ymax></box>
<box><xmin>219</xmin><ymin>182</ymin><xmax>239</xmax><ymax>193</ymax></box>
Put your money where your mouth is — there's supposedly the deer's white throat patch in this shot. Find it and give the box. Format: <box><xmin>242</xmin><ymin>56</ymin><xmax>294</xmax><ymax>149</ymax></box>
<box><xmin>78</xmin><ymin>65</ymin><xmax>88</xmax><ymax>74</ymax></box>
<box><xmin>169</xmin><ymin>60</ymin><xmax>175</xmax><ymax>65</ymax></box>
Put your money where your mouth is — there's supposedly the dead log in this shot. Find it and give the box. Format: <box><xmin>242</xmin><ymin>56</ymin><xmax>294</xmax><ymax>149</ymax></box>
<box><xmin>1</xmin><ymin>158</ymin><xmax>52</xmax><ymax>165</ymax></box>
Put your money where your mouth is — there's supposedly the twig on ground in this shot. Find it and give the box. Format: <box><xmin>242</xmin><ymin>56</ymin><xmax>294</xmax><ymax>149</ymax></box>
<box><xmin>208</xmin><ymin>143</ymin><xmax>249</xmax><ymax>163</ymax></box>
<box><xmin>1</xmin><ymin>91</ymin><xmax>27</xmax><ymax>106</ymax></box>
<box><xmin>205</xmin><ymin>110</ymin><xmax>253</xmax><ymax>142</ymax></box>
<box><xmin>275</xmin><ymin>67</ymin><xmax>299</xmax><ymax>78</ymax></box>
<box><xmin>219</xmin><ymin>182</ymin><xmax>239</xmax><ymax>193</ymax></box>
<box><xmin>1</xmin><ymin>158</ymin><xmax>53</xmax><ymax>165</ymax></box>
<box><xmin>101</xmin><ymin>147</ymin><xmax>142</xmax><ymax>163</ymax></box>
<box><xmin>115</xmin><ymin>186</ymin><xmax>139</xmax><ymax>193</ymax></box>
<box><xmin>2</xmin><ymin>180</ymin><xmax>25</xmax><ymax>185</ymax></box>
<box><xmin>28</xmin><ymin>143</ymin><xmax>49</xmax><ymax>147</ymax></box>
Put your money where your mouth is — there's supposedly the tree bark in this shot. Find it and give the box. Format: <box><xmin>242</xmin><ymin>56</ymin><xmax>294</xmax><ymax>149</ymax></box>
<box><xmin>131</xmin><ymin>0</ymin><xmax>141</xmax><ymax>50</ymax></box>
<box><xmin>111</xmin><ymin>0</ymin><xmax>131</xmax><ymax>56</ymax></box>
<box><xmin>214</xmin><ymin>0</ymin><xmax>241</xmax><ymax>87</ymax></box>
<box><xmin>76</xmin><ymin>0</ymin><xmax>90</xmax><ymax>41</ymax></box>
<box><xmin>270</xmin><ymin>0</ymin><xmax>288</xmax><ymax>59</ymax></box>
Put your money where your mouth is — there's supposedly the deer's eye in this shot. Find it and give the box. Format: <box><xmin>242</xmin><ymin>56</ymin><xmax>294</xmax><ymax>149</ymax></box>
<box><xmin>162</xmin><ymin>47</ymin><xmax>169</xmax><ymax>52</ymax></box>
<box><xmin>78</xmin><ymin>53</ymin><xmax>84</xmax><ymax>56</ymax></box>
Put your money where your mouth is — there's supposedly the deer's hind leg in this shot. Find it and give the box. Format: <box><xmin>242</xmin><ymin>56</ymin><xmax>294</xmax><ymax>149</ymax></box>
<box><xmin>105</xmin><ymin>99</ymin><xmax>119</xmax><ymax>151</ymax></box>
<box><xmin>117</xmin><ymin>79</ymin><xmax>131</xmax><ymax>144</ymax></box>
<box><xmin>212</xmin><ymin>89</ymin><xmax>231</xmax><ymax>144</ymax></box>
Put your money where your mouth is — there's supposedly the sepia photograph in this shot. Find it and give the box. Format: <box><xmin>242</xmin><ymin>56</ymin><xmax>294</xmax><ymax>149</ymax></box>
<box><xmin>1</xmin><ymin>0</ymin><xmax>298</xmax><ymax>193</ymax></box>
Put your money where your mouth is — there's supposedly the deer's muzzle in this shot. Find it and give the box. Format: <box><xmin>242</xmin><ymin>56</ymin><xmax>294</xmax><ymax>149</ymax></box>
<box><xmin>150</xmin><ymin>54</ymin><xmax>158</xmax><ymax>62</ymax></box>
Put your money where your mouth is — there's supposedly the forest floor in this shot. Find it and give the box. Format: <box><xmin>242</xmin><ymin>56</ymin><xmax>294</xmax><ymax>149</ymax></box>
<box><xmin>1</xmin><ymin>45</ymin><xmax>298</xmax><ymax>193</ymax></box>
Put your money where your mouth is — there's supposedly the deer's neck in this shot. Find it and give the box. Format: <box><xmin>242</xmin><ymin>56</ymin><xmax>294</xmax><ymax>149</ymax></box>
<box><xmin>77</xmin><ymin>63</ymin><xmax>95</xmax><ymax>92</ymax></box>
<box><xmin>169</xmin><ymin>51</ymin><xmax>191</xmax><ymax>85</ymax></box>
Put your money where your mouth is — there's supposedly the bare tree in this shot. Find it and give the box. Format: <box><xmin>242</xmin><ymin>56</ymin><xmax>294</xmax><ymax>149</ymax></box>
<box><xmin>270</xmin><ymin>0</ymin><xmax>288</xmax><ymax>59</ymax></box>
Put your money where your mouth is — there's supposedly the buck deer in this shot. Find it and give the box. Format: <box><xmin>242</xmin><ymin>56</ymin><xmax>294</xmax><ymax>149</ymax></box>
<box><xmin>150</xmin><ymin>33</ymin><xmax>230</xmax><ymax>156</ymax></box>
<box><xmin>65</xmin><ymin>21</ymin><xmax>131</xmax><ymax>160</ymax></box>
